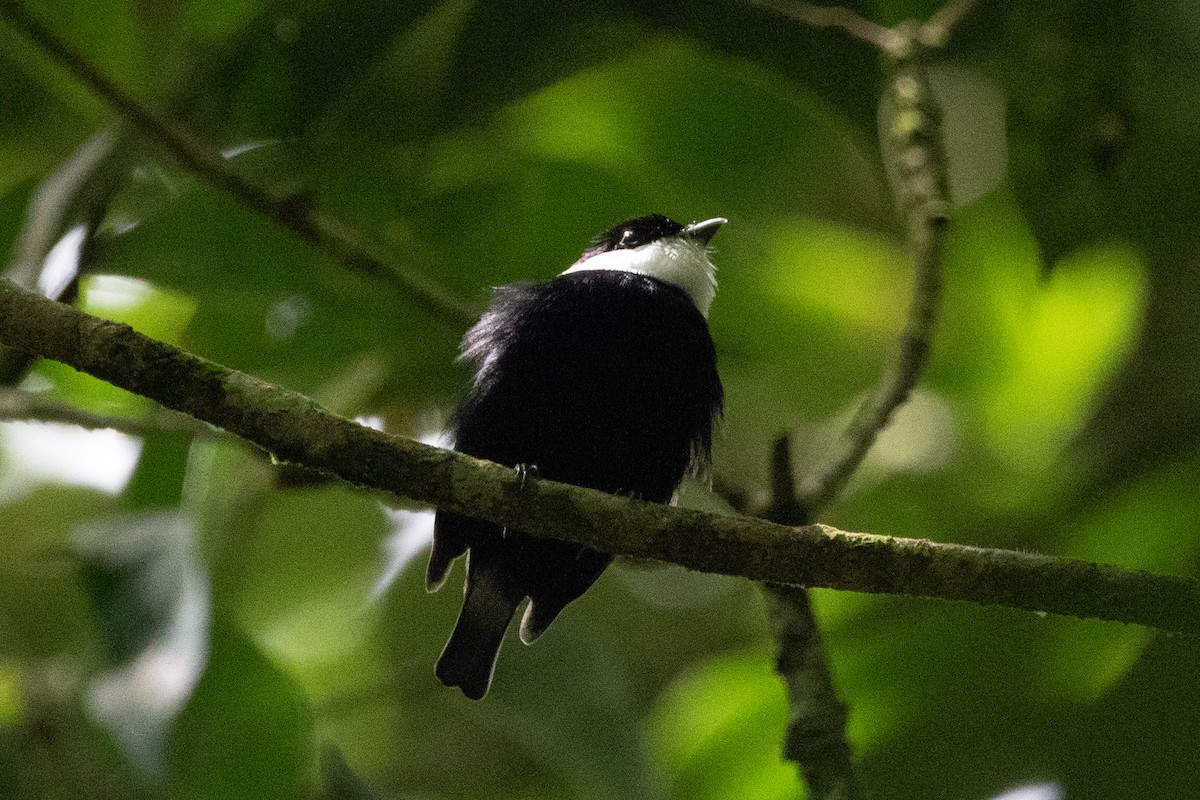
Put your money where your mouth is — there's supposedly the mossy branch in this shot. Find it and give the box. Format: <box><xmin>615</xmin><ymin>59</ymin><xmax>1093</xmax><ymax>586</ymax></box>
<box><xmin>1</xmin><ymin>276</ymin><xmax>1197</xmax><ymax>634</ymax></box>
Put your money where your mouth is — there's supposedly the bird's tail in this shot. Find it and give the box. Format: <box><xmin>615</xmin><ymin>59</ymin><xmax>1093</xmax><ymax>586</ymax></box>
<box><xmin>520</xmin><ymin>548</ymin><xmax>612</xmax><ymax>644</ymax></box>
<box><xmin>436</xmin><ymin>559</ymin><xmax>524</xmax><ymax>700</ymax></box>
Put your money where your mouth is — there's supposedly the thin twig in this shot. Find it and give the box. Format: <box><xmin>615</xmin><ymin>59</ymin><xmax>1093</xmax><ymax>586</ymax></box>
<box><xmin>0</xmin><ymin>0</ymin><xmax>477</xmax><ymax>330</ymax></box>
<box><xmin>772</xmin><ymin>20</ymin><xmax>952</xmax><ymax>794</ymax></box>
<box><xmin>6</xmin><ymin>128</ymin><xmax>119</xmax><ymax>291</ymax></box>
<box><xmin>921</xmin><ymin>0</ymin><xmax>982</xmax><ymax>46</ymax></box>
<box><xmin>740</xmin><ymin>3</ymin><xmax>979</xmax><ymax>796</ymax></box>
<box><xmin>796</xmin><ymin>36</ymin><xmax>951</xmax><ymax>517</ymax></box>
<box><xmin>0</xmin><ymin>388</ymin><xmax>209</xmax><ymax>436</ymax></box>
<box><xmin>2</xmin><ymin>277</ymin><xmax>1198</xmax><ymax>631</ymax></box>
<box><xmin>743</xmin><ymin>0</ymin><xmax>900</xmax><ymax>51</ymax></box>
<box><xmin>0</xmin><ymin>128</ymin><xmax>127</xmax><ymax>384</ymax></box>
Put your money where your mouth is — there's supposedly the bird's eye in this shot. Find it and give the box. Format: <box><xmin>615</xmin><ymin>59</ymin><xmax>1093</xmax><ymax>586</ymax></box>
<box><xmin>619</xmin><ymin>229</ymin><xmax>636</xmax><ymax>248</ymax></box>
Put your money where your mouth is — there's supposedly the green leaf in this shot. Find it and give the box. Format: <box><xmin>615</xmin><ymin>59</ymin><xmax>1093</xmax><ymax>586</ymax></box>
<box><xmin>24</xmin><ymin>0</ymin><xmax>151</xmax><ymax>93</ymax></box>
<box><xmin>168</xmin><ymin>620</ymin><xmax>312</xmax><ymax>800</ymax></box>
<box><xmin>0</xmin><ymin>178</ymin><xmax>36</xmax><ymax>264</ymax></box>
<box><xmin>977</xmin><ymin>238</ymin><xmax>1146</xmax><ymax>475</ymax></box>
<box><xmin>320</xmin><ymin>744</ymin><xmax>378</xmax><ymax>800</ymax></box>
<box><xmin>74</xmin><ymin>510</ymin><xmax>209</xmax><ymax>779</ymax></box>
<box><xmin>181</xmin><ymin>0</ymin><xmax>266</xmax><ymax>42</ymax></box>
<box><xmin>122</xmin><ymin>429</ymin><xmax>193</xmax><ymax>511</ymax></box>
<box><xmin>0</xmin><ymin>487</ymin><xmax>110</xmax><ymax>659</ymax></box>
<box><xmin>648</xmin><ymin>651</ymin><xmax>802</xmax><ymax>800</ymax></box>
<box><xmin>93</xmin><ymin>182</ymin><xmax>460</xmax><ymax>397</ymax></box>
<box><xmin>230</xmin><ymin>486</ymin><xmax>387</xmax><ymax>679</ymax></box>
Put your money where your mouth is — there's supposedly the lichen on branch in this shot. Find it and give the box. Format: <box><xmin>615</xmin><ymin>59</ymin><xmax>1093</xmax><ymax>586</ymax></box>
<box><xmin>0</xmin><ymin>277</ymin><xmax>1197</xmax><ymax>636</ymax></box>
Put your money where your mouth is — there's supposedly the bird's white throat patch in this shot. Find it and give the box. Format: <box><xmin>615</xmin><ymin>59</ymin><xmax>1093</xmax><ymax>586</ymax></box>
<box><xmin>560</xmin><ymin>239</ymin><xmax>718</xmax><ymax>317</ymax></box>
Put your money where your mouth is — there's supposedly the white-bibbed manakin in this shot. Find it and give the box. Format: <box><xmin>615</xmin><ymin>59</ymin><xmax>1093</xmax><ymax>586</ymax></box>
<box><xmin>428</xmin><ymin>214</ymin><xmax>726</xmax><ymax>699</ymax></box>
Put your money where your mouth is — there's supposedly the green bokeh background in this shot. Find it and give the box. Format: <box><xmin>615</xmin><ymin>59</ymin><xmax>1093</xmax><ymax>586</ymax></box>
<box><xmin>2</xmin><ymin>1</ymin><xmax>1198</xmax><ymax>798</ymax></box>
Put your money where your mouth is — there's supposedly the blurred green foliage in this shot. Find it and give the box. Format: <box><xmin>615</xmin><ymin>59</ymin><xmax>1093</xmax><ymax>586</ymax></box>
<box><xmin>1</xmin><ymin>0</ymin><xmax>1199</xmax><ymax>798</ymax></box>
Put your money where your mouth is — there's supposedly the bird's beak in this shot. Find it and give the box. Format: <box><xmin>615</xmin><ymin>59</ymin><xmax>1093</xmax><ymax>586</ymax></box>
<box><xmin>682</xmin><ymin>217</ymin><xmax>727</xmax><ymax>246</ymax></box>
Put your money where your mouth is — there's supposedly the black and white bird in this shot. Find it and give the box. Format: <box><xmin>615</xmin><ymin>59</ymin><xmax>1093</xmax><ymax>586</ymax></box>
<box><xmin>429</xmin><ymin>214</ymin><xmax>726</xmax><ymax>699</ymax></box>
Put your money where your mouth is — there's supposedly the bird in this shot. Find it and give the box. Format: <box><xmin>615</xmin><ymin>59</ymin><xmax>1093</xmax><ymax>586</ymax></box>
<box><xmin>428</xmin><ymin>214</ymin><xmax>726</xmax><ymax>699</ymax></box>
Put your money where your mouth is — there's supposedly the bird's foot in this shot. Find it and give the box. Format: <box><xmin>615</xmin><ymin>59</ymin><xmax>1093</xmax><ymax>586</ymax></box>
<box><xmin>515</xmin><ymin>463</ymin><xmax>539</xmax><ymax>490</ymax></box>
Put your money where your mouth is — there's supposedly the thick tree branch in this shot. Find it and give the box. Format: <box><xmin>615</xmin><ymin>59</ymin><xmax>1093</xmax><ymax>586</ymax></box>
<box><xmin>0</xmin><ymin>0</ymin><xmax>477</xmax><ymax>331</ymax></box>
<box><xmin>1</xmin><ymin>276</ymin><xmax>1198</xmax><ymax>634</ymax></box>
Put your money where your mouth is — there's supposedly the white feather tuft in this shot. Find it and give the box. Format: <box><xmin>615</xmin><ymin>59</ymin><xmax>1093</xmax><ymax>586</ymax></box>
<box><xmin>560</xmin><ymin>238</ymin><xmax>718</xmax><ymax>317</ymax></box>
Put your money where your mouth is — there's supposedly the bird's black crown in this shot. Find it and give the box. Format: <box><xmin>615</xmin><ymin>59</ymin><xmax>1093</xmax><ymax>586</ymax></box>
<box><xmin>583</xmin><ymin>214</ymin><xmax>685</xmax><ymax>258</ymax></box>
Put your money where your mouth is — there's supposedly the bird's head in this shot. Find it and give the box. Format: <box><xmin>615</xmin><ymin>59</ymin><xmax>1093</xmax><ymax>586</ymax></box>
<box><xmin>561</xmin><ymin>214</ymin><xmax>726</xmax><ymax>317</ymax></box>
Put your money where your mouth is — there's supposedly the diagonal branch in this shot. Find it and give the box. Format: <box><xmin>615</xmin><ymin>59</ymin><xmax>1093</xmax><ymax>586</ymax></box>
<box><xmin>743</xmin><ymin>0</ymin><xmax>899</xmax><ymax>51</ymax></box>
<box><xmin>2</xmin><ymin>276</ymin><xmax>1198</xmax><ymax>634</ymax></box>
<box><xmin>796</xmin><ymin>34</ymin><xmax>951</xmax><ymax>516</ymax></box>
<box><xmin>0</xmin><ymin>0</ymin><xmax>477</xmax><ymax>330</ymax></box>
<box><xmin>922</xmin><ymin>0</ymin><xmax>983</xmax><ymax>46</ymax></box>
<box><xmin>0</xmin><ymin>128</ymin><xmax>128</xmax><ymax>384</ymax></box>
<box><xmin>738</xmin><ymin>3</ymin><xmax>982</xmax><ymax>796</ymax></box>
